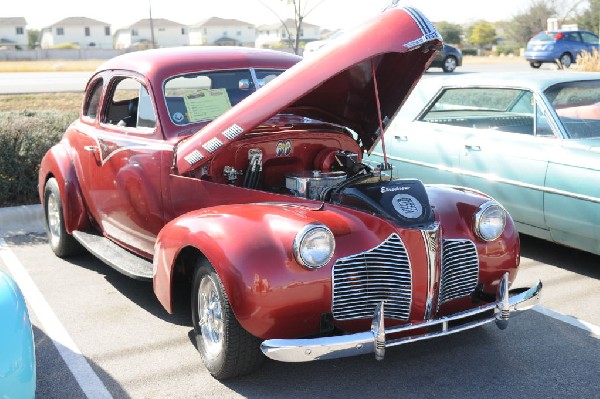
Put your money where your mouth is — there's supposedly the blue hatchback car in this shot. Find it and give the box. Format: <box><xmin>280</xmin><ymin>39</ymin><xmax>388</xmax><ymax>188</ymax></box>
<box><xmin>525</xmin><ymin>30</ymin><xmax>599</xmax><ymax>68</ymax></box>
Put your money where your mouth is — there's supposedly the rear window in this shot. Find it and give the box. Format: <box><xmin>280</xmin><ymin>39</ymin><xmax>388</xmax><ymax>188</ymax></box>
<box><xmin>531</xmin><ymin>31</ymin><xmax>557</xmax><ymax>41</ymax></box>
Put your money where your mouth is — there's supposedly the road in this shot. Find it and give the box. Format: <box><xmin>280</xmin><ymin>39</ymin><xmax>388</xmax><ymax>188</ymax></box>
<box><xmin>0</xmin><ymin>58</ymin><xmax>564</xmax><ymax>94</ymax></box>
<box><xmin>0</xmin><ymin>222</ymin><xmax>598</xmax><ymax>398</ymax></box>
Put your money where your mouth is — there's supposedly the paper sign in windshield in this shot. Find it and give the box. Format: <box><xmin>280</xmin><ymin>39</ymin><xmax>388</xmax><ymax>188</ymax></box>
<box><xmin>183</xmin><ymin>89</ymin><xmax>232</xmax><ymax>122</ymax></box>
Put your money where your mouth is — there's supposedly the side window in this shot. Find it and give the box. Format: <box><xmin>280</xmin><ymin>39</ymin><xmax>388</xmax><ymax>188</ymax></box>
<box><xmin>83</xmin><ymin>79</ymin><xmax>103</xmax><ymax>120</ymax></box>
<box><xmin>564</xmin><ymin>32</ymin><xmax>581</xmax><ymax>42</ymax></box>
<box><xmin>535</xmin><ymin>102</ymin><xmax>555</xmax><ymax>138</ymax></box>
<box><xmin>104</xmin><ymin>77</ymin><xmax>156</xmax><ymax>131</ymax></box>
<box><xmin>581</xmin><ymin>32</ymin><xmax>599</xmax><ymax>44</ymax></box>
<box><xmin>420</xmin><ymin>88</ymin><xmax>535</xmax><ymax>135</ymax></box>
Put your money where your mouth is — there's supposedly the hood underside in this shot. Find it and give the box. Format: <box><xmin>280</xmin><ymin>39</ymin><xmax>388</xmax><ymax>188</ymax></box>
<box><xmin>177</xmin><ymin>5</ymin><xmax>442</xmax><ymax>175</ymax></box>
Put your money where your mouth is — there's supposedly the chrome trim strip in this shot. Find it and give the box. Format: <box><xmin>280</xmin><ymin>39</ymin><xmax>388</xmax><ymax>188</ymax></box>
<box><xmin>371</xmin><ymin>152</ymin><xmax>600</xmax><ymax>204</ymax></box>
<box><xmin>420</xmin><ymin>223</ymin><xmax>440</xmax><ymax>320</ymax></box>
<box><xmin>261</xmin><ymin>276</ymin><xmax>543</xmax><ymax>362</ymax></box>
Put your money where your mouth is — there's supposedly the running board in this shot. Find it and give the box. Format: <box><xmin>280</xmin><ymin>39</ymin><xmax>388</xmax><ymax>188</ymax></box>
<box><xmin>72</xmin><ymin>230</ymin><xmax>153</xmax><ymax>281</ymax></box>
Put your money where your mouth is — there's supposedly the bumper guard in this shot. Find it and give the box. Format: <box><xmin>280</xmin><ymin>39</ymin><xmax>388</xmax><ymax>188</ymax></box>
<box><xmin>260</xmin><ymin>273</ymin><xmax>542</xmax><ymax>362</ymax></box>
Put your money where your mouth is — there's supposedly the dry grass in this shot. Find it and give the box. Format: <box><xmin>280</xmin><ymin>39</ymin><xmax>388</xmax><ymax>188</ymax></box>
<box><xmin>0</xmin><ymin>92</ymin><xmax>83</xmax><ymax>112</ymax></box>
<box><xmin>575</xmin><ymin>49</ymin><xmax>600</xmax><ymax>72</ymax></box>
<box><xmin>0</xmin><ymin>60</ymin><xmax>103</xmax><ymax>72</ymax></box>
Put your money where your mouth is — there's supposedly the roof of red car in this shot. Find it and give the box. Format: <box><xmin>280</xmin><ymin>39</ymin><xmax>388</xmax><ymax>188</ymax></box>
<box><xmin>96</xmin><ymin>46</ymin><xmax>302</xmax><ymax>81</ymax></box>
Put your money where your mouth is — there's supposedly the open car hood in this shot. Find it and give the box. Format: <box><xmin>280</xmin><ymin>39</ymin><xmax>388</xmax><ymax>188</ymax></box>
<box><xmin>177</xmin><ymin>5</ymin><xmax>442</xmax><ymax>174</ymax></box>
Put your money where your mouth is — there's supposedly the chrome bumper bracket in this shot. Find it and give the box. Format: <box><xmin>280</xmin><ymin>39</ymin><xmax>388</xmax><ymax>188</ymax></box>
<box><xmin>260</xmin><ymin>273</ymin><xmax>542</xmax><ymax>362</ymax></box>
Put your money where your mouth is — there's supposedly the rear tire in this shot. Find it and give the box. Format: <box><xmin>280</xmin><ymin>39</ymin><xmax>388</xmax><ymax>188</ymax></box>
<box><xmin>191</xmin><ymin>260</ymin><xmax>264</xmax><ymax>379</ymax></box>
<box><xmin>43</xmin><ymin>178</ymin><xmax>81</xmax><ymax>257</ymax></box>
<box><xmin>529</xmin><ymin>61</ymin><xmax>542</xmax><ymax>69</ymax></box>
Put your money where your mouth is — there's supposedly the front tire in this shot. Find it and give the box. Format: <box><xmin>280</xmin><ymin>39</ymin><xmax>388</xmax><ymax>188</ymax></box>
<box><xmin>557</xmin><ymin>53</ymin><xmax>573</xmax><ymax>68</ymax></box>
<box><xmin>43</xmin><ymin>178</ymin><xmax>80</xmax><ymax>257</ymax></box>
<box><xmin>191</xmin><ymin>260</ymin><xmax>264</xmax><ymax>379</ymax></box>
<box><xmin>442</xmin><ymin>56</ymin><xmax>458</xmax><ymax>72</ymax></box>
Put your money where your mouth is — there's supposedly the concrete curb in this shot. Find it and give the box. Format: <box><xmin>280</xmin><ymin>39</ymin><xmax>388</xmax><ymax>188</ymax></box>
<box><xmin>0</xmin><ymin>204</ymin><xmax>45</xmax><ymax>235</ymax></box>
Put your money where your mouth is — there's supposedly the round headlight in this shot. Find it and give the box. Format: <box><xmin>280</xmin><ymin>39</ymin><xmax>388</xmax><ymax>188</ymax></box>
<box><xmin>293</xmin><ymin>224</ymin><xmax>335</xmax><ymax>269</ymax></box>
<box><xmin>474</xmin><ymin>201</ymin><xmax>506</xmax><ymax>242</ymax></box>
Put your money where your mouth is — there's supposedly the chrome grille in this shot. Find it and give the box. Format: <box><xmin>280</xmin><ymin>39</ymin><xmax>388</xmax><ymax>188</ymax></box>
<box><xmin>332</xmin><ymin>234</ymin><xmax>412</xmax><ymax>321</ymax></box>
<box><xmin>439</xmin><ymin>239</ymin><xmax>479</xmax><ymax>304</ymax></box>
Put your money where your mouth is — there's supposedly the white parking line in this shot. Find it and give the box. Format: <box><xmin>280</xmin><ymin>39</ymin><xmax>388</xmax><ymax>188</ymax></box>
<box><xmin>534</xmin><ymin>306</ymin><xmax>600</xmax><ymax>338</ymax></box>
<box><xmin>0</xmin><ymin>238</ymin><xmax>113</xmax><ymax>399</ymax></box>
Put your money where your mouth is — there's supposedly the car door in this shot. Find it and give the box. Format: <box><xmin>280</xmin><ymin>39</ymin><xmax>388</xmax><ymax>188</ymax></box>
<box><xmin>579</xmin><ymin>31</ymin><xmax>599</xmax><ymax>54</ymax></box>
<box><xmin>367</xmin><ymin>81</ymin><xmax>464</xmax><ymax>185</ymax></box>
<box><xmin>429</xmin><ymin>87</ymin><xmax>554</xmax><ymax>234</ymax></box>
<box><xmin>79</xmin><ymin>73</ymin><xmax>171</xmax><ymax>256</ymax></box>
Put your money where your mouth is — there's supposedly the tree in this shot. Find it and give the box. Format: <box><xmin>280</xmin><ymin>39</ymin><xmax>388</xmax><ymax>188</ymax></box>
<box><xmin>505</xmin><ymin>1</ymin><xmax>557</xmax><ymax>46</ymax></box>
<box><xmin>435</xmin><ymin>21</ymin><xmax>463</xmax><ymax>45</ymax></box>
<box><xmin>468</xmin><ymin>21</ymin><xmax>497</xmax><ymax>49</ymax></box>
<box><xmin>27</xmin><ymin>29</ymin><xmax>40</xmax><ymax>49</ymax></box>
<box><xmin>577</xmin><ymin>0</ymin><xmax>600</xmax><ymax>33</ymax></box>
<box><xmin>258</xmin><ymin>0</ymin><xmax>327</xmax><ymax>54</ymax></box>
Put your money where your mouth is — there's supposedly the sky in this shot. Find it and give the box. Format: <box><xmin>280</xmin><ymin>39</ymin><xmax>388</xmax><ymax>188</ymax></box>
<box><xmin>4</xmin><ymin>0</ymin><xmax>532</xmax><ymax>31</ymax></box>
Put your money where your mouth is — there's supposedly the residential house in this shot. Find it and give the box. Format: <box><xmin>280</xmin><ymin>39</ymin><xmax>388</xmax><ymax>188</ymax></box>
<box><xmin>114</xmin><ymin>18</ymin><xmax>188</xmax><ymax>49</ymax></box>
<box><xmin>0</xmin><ymin>17</ymin><xmax>28</xmax><ymax>49</ymax></box>
<box><xmin>40</xmin><ymin>17</ymin><xmax>112</xmax><ymax>49</ymax></box>
<box><xmin>189</xmin><ymin>17</ymin><xmax>256</xmax><ymax>46</ymax></box>
<box><xmin>255</xmin><ymin>19</ymin><xmax>320</xmax><ymax>48</ymax></box>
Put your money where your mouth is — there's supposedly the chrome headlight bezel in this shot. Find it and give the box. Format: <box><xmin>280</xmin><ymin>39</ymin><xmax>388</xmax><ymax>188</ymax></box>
<box><xmin>293</xmin><ymin>223</ymin><xmax>335</xmax><ymax>269</ymax></box>
<box><xmin>474</xmin><ymin>201</ymin><xmax>507</xmax><ymax>242</ymax></box>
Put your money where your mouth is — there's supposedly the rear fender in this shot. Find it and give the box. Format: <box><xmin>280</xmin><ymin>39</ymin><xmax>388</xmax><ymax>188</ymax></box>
<box><xmin>38</xmin><ymin>143</ymin><xmax>88</xmax><ymax>233</ymax></box>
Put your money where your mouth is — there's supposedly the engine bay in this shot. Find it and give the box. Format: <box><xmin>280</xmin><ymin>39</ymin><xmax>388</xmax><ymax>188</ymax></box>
<box><xmin>202</xmin><ymin>129</ymin><xmax>435</xmax><ymax>227</ymax></box>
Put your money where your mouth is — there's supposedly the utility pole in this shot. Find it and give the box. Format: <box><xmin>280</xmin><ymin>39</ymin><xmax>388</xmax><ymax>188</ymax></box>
<box><xmin>149</xmin><ymin>0</ymin><xmax>156</xmax><ymax>49</ymax></box>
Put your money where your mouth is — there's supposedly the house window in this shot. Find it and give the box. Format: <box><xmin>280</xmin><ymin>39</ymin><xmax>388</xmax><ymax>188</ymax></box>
<box><xmin>181</xmin><ymin>28</ymin><xmax>186</xmax><ymax>35</ymax></box>
<box><xmin>282</xmin><ymin>31</ymin><xmax>286</xmax><ymax>38</ymax></box>
<box><xmin>223</xmin><ymin>31</ymin><xmax>228</xmax><ymax>36</ymax></box>
<box><xmin>299</xmin><ymin>29</ymin><xmax>304</xmax><ymax>37</ymax></box>
<box><xmin>204</xmin><ymin>28</ymin><xmax>208</xmax><ymax>35</ymax></box>
<box><xmin>85</xmin><ymin>27</ymin><xmax>90</xmax><ymax>36</ymax></box>
<box><xmin>237</xmin><ymin>30</ymin><xmax>241</xmax><ymax>36</ymax></box>
<box><xmin>105</xmin><ymin>26</ymin><xmax>110</xmax><ymax>36</ymax></box>
<box><xmin>132</xmin><ymin>29</ymin><xmax>138</xmax><ymax>36</ymax></box>
<box><xmin>158</xmin><ymin>28</ymin><xmax>165</xmax><ymax>32</ymax></box>
<box><xmin>16</xmin><ymin>27</ymin><xmax>24</xmax><ymax>35</ymax></box>
<box><xmin>56</xmin><ymin>27</ymin><xmax>64</xmax><ymax>35</ymax></box>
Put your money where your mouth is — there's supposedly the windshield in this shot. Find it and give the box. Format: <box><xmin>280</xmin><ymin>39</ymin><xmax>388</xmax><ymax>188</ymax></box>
<box><xmin>545</xmin><ymin>80</ymin><xmax>600</xmax><ymax>139</ymax></box>
<box><xmin>164</xmin><ymin>68</ymin><xmax>284</xmax><ymax>126</ymax></box>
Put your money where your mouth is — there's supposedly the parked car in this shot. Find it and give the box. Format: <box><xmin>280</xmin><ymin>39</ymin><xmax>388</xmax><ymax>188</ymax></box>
<box><xmin>39</xmin><ymin>5</ymin><xmax>542</xmax><ymax>380</ymax></box>
<box><xmin>371</xmin><ymin>71</ymin><xmax>600</xmax><ymax>255</ymax></box>
<box><xmin>302</xmin><ymin>30</ymin><xmax>345</xmax><ymax>57</ymax></box>
<box><xmin>524</xmin><ymin>30</ymin><xmax>599</xmax><ymax>68</ymax></box>
<box><xmin>0</xmin><ymin>271</ymin><xmax>36</xmax><ymax>398</ymax></box>
<box><xmin>429</xmin><ymin>44</ymin><xmax>463</xmax><ymax>72</ymax></box>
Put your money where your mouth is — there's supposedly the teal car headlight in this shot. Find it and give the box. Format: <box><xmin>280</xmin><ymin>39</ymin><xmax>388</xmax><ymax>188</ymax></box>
<box><xmin>293</xmin><ymin>224</ymin><xmax>335</xmax><ymax>269</ymax></box>
<box><xmin>474</xmin><ymin>201</ymin><xmax>506</xmax><ymax>242</ymax></box>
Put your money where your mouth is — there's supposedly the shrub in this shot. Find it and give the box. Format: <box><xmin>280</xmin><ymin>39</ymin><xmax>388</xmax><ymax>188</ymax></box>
<box><xmin>461</xmin><ymin>48</ymin><xmax>478</xmax><ymax>56</ymax></box>
<box><xmin>0</xmin><ymin>110</ymin><xmax>76</xmax><ymax>206</ymax></box>
<box><xmin>576</xmin><ymin>49</ymin><xmax>600</xmax><ymax>72</ymax></box>
<box><xmin>494</xmin><ymin>45</ymin><xmax>521</xmax><ymax>56</ymax></box>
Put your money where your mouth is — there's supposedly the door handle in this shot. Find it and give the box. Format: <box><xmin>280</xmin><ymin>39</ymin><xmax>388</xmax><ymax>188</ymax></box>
<box><xmin>83</xmin><ymin>145</ymin><xmax>98</xmax><ymax>153</ymax></box>
<box><xmin>393</xmin><ymin>135</ymin><xmax>408</xmax><ymax>141</ymax></box>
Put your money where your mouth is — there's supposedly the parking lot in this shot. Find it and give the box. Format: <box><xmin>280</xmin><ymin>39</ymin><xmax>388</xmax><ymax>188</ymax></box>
<box><xmin>1</xmin><ymin>214</ymin><xmax>598</xmax><ymax>398</ymax></box>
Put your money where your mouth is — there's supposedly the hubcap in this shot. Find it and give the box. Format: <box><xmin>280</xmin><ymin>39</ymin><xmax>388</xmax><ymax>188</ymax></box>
<box><xmin>47</xmin><ymin>193</ymin><xmax>61</xmax><ymax>247</ymax></box>
<box><xmin>445</xmin><ymin>57</ymin><xmax>456</xmax><ymax>71</ymax></box>
<box><xmin>198</xmin><ymin>276</ymin><xmax>224</xmax><ymax>359</ymax></box>
<box><xmin>560</xmin><ymin>55</ymin><xmax>571</xmax><ymax>68</ymax></box>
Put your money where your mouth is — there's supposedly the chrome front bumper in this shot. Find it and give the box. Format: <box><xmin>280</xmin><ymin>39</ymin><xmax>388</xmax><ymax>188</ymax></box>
<box><xmin>261</xmin><ymin>273</ymin><xmax>542</xmax><ymax>362</ymax></box>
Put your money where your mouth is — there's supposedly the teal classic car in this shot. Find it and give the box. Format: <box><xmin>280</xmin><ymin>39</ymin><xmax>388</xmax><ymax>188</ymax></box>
<box><xmin>368</xmin><ymin>71</ymin><xmax>600</xmax><ymax>255</ymax></box>
<box><xmin>0</xmin><ymin>270</ymin><xmax>36</xmax><ymax>398</ymax></box>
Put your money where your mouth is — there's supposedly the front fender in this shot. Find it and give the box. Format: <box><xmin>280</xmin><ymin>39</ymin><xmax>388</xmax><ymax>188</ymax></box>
<box><xmin>153</xmin><ymin>202</ymin><xmax>396</xmax><ymax>339</ymax></box>
<box><xmin>0</xmin><ymin>271</ymin><xmax>35</xmax><ymax>398</ymax></box>
<box><xmin>38</xmin><ymin>142</ymin><xmax>88</xmax><ymax>233</ymax></box>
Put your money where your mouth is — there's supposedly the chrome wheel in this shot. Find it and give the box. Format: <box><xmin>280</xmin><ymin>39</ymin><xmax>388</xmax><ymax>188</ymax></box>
<box><xmin>46</xmin><ymin>191</ymin><xmax>61</xmax><ymax>248</ymax></box>
<box><xmin>198</xmin><ymin>275</ymin><xmax>224</xmax><ymax>359</ymax></box>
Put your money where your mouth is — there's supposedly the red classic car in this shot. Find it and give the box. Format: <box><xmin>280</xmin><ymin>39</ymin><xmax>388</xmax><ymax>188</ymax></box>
<box><xmin>39</xmin><ymin>5</ymin><xmax>542</xmax><ymax>379</ymax></box>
